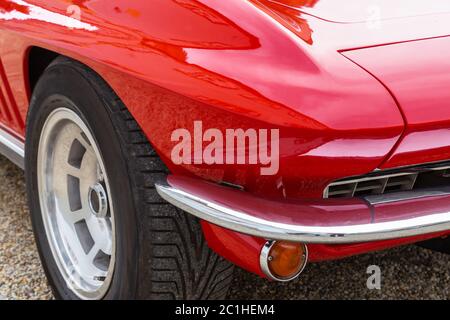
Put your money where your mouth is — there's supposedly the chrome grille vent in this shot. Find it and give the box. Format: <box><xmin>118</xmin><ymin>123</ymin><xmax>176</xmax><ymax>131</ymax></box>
<box><xmin>324</xmin><ymin>164</ymin><xmax>450</xmax><ymax>199</ymax></box>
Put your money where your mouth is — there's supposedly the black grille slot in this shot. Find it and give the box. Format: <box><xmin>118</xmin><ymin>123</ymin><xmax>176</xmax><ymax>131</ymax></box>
<box><xmin>353</xmin><ymin>179</ymin><xmax>387</xmax><ymax>196</ymax></box>
<box><xmin>327</xmin><ymin>183</ymin><xmax>357</xmax><ymax>198</ymax></box>
<box><xmin>324</xmin><ymin>165</ymin><xmax>450</xmax><ymax>199</ymax></box>
<box><xmin>384</xmin><ymin>175</ymin><xmax>416</xmax><ymax>192</ymax></box>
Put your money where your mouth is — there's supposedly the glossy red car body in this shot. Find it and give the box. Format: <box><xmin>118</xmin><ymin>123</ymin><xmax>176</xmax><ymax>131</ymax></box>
<box><xmin>1</xmin><ymin>0</ymin><xmax>450</xmax><ymax>278</ymax></box>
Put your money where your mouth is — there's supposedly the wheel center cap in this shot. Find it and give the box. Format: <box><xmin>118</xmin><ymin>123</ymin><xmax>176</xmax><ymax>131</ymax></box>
<box><xmin>88</xmin><ymin>183</ymin><xmax>108</xmax><ymax>218</ymax></box>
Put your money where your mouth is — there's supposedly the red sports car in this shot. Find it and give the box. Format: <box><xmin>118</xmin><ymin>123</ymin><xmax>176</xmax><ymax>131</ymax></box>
<box><xmin>1</xmin><ymin>0</ymin><xmax>450</xmax><ymax>300</ymax></box>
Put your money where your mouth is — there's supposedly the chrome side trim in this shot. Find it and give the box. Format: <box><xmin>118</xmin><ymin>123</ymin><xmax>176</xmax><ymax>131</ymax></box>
<box><xmin>0</xmin><ymin>127</ymin><xmax>24</xmax><ymax>169</ymax></box>
<box><xmin>155</xmin><ymin>181</ymin><xmax>450</xmax><ymax>244</ymax></box>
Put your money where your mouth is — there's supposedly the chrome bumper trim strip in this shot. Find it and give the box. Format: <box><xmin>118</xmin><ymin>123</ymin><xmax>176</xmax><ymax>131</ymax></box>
<box><xmin>156</xmin><ymin>180</ymin><xmax>450</xmax><ymax>244</ymax></box>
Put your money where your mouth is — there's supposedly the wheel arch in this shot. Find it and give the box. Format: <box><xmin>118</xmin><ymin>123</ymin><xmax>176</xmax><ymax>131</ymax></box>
<box><xmin>26</xmin><ymin>46</ymin><xmax>59</xmax><ymax>98</ymax></box>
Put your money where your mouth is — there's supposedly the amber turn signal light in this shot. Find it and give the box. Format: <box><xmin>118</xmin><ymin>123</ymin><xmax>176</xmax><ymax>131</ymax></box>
<box><xmin>260</xmin><ymin>241</ymin><xmax>308</xmax><ymax>281</ymax></box>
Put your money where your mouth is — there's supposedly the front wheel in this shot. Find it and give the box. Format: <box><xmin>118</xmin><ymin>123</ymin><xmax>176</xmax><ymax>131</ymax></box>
<box><xmin>25</xmin><ymin>57</ymin><xmax>234</xmax><ymax>300</ymax></box>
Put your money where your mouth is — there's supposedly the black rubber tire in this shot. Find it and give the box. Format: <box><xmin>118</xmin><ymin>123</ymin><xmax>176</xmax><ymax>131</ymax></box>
<box><xmin>417</xmin><ymin>236</ymin><xmax>450</xmax><ymax>254</ymax></box>
<box><xmin>25</xmin><ymin>56</ymin><xmax>234</xmax><ymax>300</ymax></box>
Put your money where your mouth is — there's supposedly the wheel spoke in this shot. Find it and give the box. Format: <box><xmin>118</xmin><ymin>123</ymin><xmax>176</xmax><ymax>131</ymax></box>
<box><xmin>74</xmin><ymin>243</ymin><xmax>108</xmax><ymax>282</ymax></box>
<box><xmin>69</xmin><ymin>208</ymin><xmax>91</xmax><ymax>224</ymax></box>
<box><xmin>85</xmin><ymin>216</ymin><xmax>113</xmax><ymax>255</ymax></box>
<box><xmin>64</xmin><ymin>164</ymin><xmax>82</xmax><ymax>180</ymax></box>
<box><xmin>76</xmin><ymin>132</ymin><xmax>95</xmax><ymax>157</ymax></box>
<box><xmin>86</xmin><ymin>244</ymin><xmax>100</xmax><ymax>264</ymax></box>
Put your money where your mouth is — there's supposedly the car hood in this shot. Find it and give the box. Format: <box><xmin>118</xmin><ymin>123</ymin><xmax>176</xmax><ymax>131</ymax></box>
<box><xmin>268</xmin><ymin>0</ymin><xmax>450</xmax><ymax>23</ymax></box>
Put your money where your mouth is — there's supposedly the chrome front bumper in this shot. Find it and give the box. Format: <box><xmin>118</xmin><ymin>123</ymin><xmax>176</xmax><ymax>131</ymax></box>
<box><xmin>156</xmin><ymin>176</ymin><xmax>450</xmax><ymax>244</ymax></box>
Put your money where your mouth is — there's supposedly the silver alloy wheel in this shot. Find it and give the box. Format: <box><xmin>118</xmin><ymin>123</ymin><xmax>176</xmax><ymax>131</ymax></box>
<box><xmin>37</xmin><ymin>107</ymin><xmax>115</xmax><ymax>300</ymax></box>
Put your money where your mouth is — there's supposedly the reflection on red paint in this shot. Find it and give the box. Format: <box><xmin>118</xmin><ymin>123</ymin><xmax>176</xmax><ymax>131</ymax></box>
<box><xmin>273</xmin><ymin>0</ymin><xmax>318</xmax><ymax>6</ymax></box>
<box><xmin>68</xmin><ymin>0</ymin><xmax>89</xmax><ymax>9</ymax></box>
<box><xmin>0</xmin><ymin>0</ymin><xmax>97</xmax><ymax>30</ymax></box>
<box><xmin>0</xmin><ymin>0</ymin><xmax>29</xmax><ymax>14</ymax></box>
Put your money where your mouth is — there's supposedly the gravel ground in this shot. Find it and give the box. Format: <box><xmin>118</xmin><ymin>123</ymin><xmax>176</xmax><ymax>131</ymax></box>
<box><xmin>0</xmin><ymin>157</ymin><xmax>52</xmax><ymax>300</ymax></box>
<box><xmin>0</xmin><ymin>155</ymin><xmax>449</xmax><ymax>300</ymax></box>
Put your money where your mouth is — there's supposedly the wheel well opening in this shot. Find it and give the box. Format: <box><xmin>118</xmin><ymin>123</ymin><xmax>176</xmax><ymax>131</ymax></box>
<box><xmin>27</xmin><ymin>47</ymin><xmax>59</xmax><ymax>96</ymax></box>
